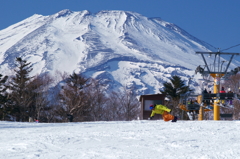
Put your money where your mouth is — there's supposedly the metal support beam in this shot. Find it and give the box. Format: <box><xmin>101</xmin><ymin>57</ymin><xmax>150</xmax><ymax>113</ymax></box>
<box><xmin>196</xmin><ymin>51</ymin><xmax>240</xmax><ymax>120</ymax></box>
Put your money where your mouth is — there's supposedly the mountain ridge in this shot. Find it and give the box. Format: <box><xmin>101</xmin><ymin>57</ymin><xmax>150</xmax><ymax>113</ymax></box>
<box><xmin>0</xmin><ymin>9</ymin><xmax>237</xmax><ymax>95</ymax></box>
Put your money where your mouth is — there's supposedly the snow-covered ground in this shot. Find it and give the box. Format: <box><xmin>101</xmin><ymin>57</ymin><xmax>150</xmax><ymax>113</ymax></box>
<box><xmin>1</xmin><ymin>120</ymin><xmax>240</xmax><ymax>159</ymax></box>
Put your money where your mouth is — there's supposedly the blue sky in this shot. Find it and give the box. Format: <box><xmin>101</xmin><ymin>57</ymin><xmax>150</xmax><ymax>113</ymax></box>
<box><xmin>1</xmin><ymin>0</ymin><xmax>240</xmax><ymax>53</ymax></box>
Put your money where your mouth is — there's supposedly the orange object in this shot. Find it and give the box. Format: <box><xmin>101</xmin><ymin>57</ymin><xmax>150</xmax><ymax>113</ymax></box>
<box><xmin>162</xmin><ymin>111</ymin><xmax>174</xmax><ymax>121</ymax></box>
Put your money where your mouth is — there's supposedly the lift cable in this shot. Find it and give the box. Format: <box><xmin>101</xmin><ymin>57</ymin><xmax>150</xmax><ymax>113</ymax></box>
<box><xmin>221</xmin><ymin>43</ymin><xmax>240</xmax><ymax>52</ymax></box>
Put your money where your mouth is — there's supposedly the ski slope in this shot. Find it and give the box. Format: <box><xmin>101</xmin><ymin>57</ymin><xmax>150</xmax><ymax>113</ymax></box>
<box><xmin>0</xmin><ymin>120</ymin><xmax>240</xmax><ymax>159</ymax></box>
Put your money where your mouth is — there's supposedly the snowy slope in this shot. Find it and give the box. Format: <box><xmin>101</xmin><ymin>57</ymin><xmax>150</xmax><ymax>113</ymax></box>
<box><xmin>0</xmin><ymin>9</ymin><xmax>239</xmax><ymax>94</ymax></box>
<box><xmin>1</xmin><ymin>120</ymin><xmax>240</xmax><ymax>158</ymax></box>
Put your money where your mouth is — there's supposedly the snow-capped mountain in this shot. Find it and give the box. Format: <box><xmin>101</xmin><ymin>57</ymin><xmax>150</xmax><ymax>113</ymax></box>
<box><xmin>0</xmin><ymin>9</ymin><xmax>238</xmax><ymax>95</ymax></box>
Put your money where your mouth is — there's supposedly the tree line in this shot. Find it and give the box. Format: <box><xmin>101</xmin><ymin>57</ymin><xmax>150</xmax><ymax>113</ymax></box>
<box><xmin>0</xmin><ymin>58</ymin><xmax>140</xmax><ymax>122</ymax></box>
<box><xmin>1</xmin><ymin>57</ymin><xmax>238</xmax><ymax>122</ymax></box>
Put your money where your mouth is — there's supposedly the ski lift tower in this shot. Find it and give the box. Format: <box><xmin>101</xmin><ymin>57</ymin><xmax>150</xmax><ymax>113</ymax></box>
<box><xmin>195</xmin><ymin>51</ymin><xmax>240</xmax><ymax>120</ymax></box>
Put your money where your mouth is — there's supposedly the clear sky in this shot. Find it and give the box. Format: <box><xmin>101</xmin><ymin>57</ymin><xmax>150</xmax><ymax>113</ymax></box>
<box><xmin>1</xmin><ymin>0</ymin><xmax>240</xmax><ymax>53</ymax></box>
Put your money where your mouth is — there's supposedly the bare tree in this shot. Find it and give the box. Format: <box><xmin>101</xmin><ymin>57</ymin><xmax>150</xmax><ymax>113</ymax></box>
<box><xmin>105</xmin><ymin>91</ymin><xmax>124</xmax><ymax>121</ymax></box>
<box><xmin>58</xmin><ymin>72</ymin><xmax>89</xmax><ymax>122</ymax></box>
<box><xmin>223</xmin><ymin>74</ymin><xmax>240</xmax><ymax>93</ymax></box>
<box><xmin>27</xmin><ymin>74</ymin><xmax>54</xmax><ymax>122</ymax></box>
<box><xmin>84</xmin><ymin>78</ymin><xmax>108</xmax><ymax>121</ymax></box>
<box><xmin>222</xmin><ymin>74</ymin><xmax>240</xmax><ymax>119</ymax></box>
<box><xmin>117</xmin><ymin>87</ymin><xmax>140</xmax><ymax>121</ymax></box>
<box><xmin>46</xmin><ymin>71</ymin><xmax>69</xmax><ymax>122</ymax></box>
<box><xmin>233</xmin><ymin>100</ymin><xmax>240</xmax><ymax>120</ymax></box>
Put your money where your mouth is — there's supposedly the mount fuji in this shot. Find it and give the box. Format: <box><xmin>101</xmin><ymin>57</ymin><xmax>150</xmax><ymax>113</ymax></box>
<box><xmin>0</xmin><ymin>9</ymin><xmax>239</xmax><ymax>95</ymax></box>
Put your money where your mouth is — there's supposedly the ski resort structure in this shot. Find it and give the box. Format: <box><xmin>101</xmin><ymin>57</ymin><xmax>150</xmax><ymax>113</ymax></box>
<box><xmin>179</xmin><ymin>51</ymin><xmax>240</xmax><ymax>120</ymax></box>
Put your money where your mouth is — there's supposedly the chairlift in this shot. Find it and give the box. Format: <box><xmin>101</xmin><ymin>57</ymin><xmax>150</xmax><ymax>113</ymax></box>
<box><xmin>179</xmin><ymin>92</ymin><xmax>201</xmax><ymax>120</ymax></box>
<box><xmin>179</xmin><ymin>93</ymin><xmax>200</xmax><ymax>111</ymax></box>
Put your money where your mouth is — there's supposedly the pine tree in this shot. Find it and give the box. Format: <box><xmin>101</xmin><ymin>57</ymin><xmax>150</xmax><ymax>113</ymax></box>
<box><xmin>161</xmin><ymin>75</ymin><xmax>189</xmax><ymax>100</ymax></box>
<box><xmin>8</xmin><ymin>57</ymin><xmax>34</xmax><ymax>121</ymax></box>
<box><xmin>160</xmin><ymin>75</ymin><xmax>190</xmax><ymax>115</ymax></box>
<box><xmin>0</xmin><ymin>74</ymin><xmax>9</xmax><ymax>120</ymax></box>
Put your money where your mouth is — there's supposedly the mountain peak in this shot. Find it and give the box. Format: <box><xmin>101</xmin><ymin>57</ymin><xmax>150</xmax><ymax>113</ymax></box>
<box><xmin>1</xmin><ymin>9</ymin><xmax>237</xmax><ymax>95</ymax></box>
<box><xmin>55</xmin><ymin>9</ymin><xmax>73</xmax><ymax>18</ymax></box>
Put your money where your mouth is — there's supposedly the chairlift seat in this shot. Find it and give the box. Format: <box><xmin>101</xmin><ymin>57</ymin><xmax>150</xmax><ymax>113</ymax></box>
<box><xmin>202</xmin><ymin>93</ymin><xmax>216</xmax><ymax>100</ymax></box>
<box><xmin>217</xmin><ymin>93</ymin><xmax>234</xmax><ymax>100</ymax></box>
<box><xmin>187</xmin><ymin>104</ymin><xmax>200</xmax><ymax>110</ymax></box>
<box><xmin>220</xmin><ymin>114</ymin><xmax>233</xmax><ymax>120</ymax></box>
<box><xmin>220</xmin><ymin>114</ymin><xmax>233</xmax><ymax>118</ymax></box>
